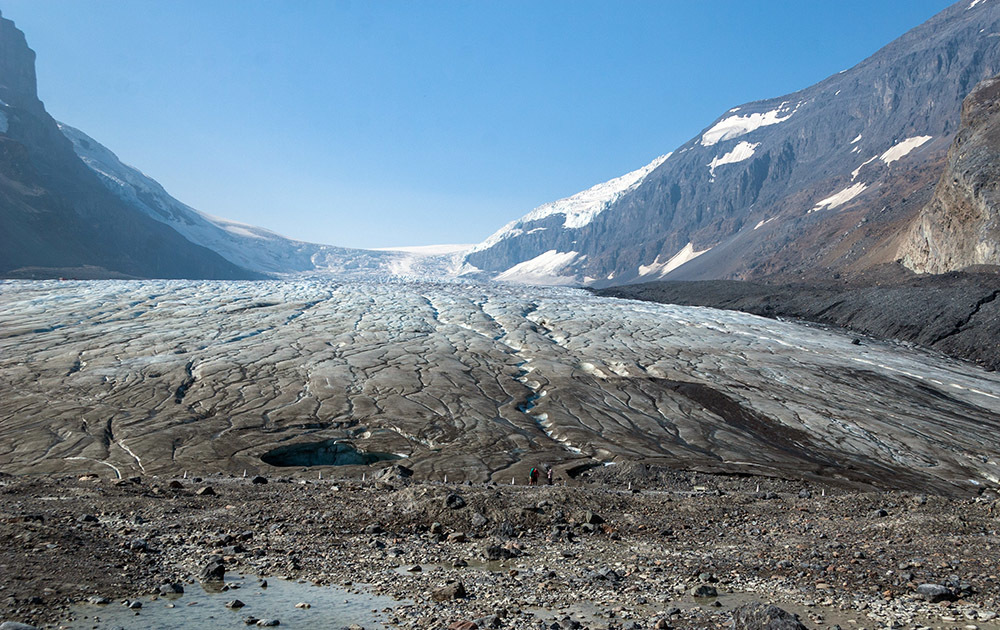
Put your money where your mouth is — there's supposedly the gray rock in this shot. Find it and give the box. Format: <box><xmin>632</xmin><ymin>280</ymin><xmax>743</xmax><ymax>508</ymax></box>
<box><xmin>256</xmin><ymin>620</ymin><xmax>280</xmax><ymax>627</ymax></box>
<box><xmin>158</xmin><ymin>583</ymin><xmax>184</xmax><ymax>596</ymax></box>
<box><xmin>445</xmin><ymin>493</ymin><xmax>466</xmax><ymax>509</ymax></box>
<box><xmin>431</xmin><ymin>581</ymin><xmax>467</xmax><ymax>601</ymax></box>
<box><xmin>196</xmin><ymin>486</ymin><xmax>216</xmax><ymax>496</ymax></box>
<box><xmin>199</xmin><ymin>555</ymin><xmax>226</xmax><ymax>582</ymax></box>
<box><xmin>731</xmin><ymin>601</ymin><xmax>807</xmax><ymax>630</ymax></box>
<box><xmin>226</xmin><ymin>599</ymin><xmax>246</xmax><ymax>609</ymax></box>
<box><xmin>690</xmin><ymin>584</ymin><xmax>718</xmax><ymax>598</ymax></box>
<box><xmin>474</xmin><ymin>614</ymin><xmax>502</xmax><ymax>628</ymax></box>
<box><xmin>486</xmin><ymin>545</ymin><xmax>521</xmax><ymax>561</ymax></box>
<box><xmin>916</xmin><ymin>583</ymin><xmax>955</xmax><ymax>602</ymax></box>
<box><xmin>378</xmin><ymin>464</ymin><xmax>413</xmax><ymax>480</ymax></box>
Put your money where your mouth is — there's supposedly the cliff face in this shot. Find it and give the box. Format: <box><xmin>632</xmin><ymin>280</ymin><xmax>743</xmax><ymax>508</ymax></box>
<box><xmin>465</xmin><ymin>0</ymin><xmax>1000</xmax><ymax>286</ymax></box>
<box><xmin>900</xmin><ymin>75</ymin><xmax>1000</xmax><ymax>273</ymax></box>
<box><xmin>0</xmin><ymin>11</ymin><xmax>261</xmax><ymax>279</ymax></box>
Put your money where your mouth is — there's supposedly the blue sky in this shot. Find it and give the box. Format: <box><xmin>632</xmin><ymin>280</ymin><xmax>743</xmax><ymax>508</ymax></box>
<box><xmin>2</xmin><ymin>0</ymin><xmax>955</xmax><ymax>249</ymax></box>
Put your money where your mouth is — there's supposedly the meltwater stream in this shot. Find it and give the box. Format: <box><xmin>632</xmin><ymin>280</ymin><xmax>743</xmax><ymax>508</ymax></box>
<box><xmin>64</xmin><ymin>576</ymin><xmax>405</xmax><ymax>630</ymax></box>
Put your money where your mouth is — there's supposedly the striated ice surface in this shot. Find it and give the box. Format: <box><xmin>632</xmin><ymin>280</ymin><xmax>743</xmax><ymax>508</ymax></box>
<box><xmin>2</xmin><ymin>279</ymin><xmax>999</xmax><ymax>493</ymax></box>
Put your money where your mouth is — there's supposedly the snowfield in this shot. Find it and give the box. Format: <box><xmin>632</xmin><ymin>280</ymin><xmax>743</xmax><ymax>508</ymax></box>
<box><xmin>2</xmin><ymin>279</ymin><xmax>999</xmax><ymax>492</ymax></box>
<box><xmin>469</xmin><ymin>154</ymin><xmax>670</xmax><ymax>255</ymax></box>
<box><xmin>699</xmin><ymin>101</ymin><xmax>802</xmax><ymax>147</ymax></box>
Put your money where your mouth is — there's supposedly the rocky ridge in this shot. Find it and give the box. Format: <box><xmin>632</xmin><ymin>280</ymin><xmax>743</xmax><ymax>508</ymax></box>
<box><xmin>0</xmin><ymin>11</ymin><xmax>261</xmax><ymax>280</ymax></box>
<box><xmin>464</xmin><ymin>0</ymin><xmax>1000</xmax><ymax>286</ymax></box>
<box><xmin>900</xmin><ymin>74</ymin><xmax>1000</xmax><ymax>273</ymax></box>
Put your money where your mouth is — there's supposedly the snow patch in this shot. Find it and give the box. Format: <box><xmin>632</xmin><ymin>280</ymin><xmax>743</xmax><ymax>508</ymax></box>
<box><xmin>469</xmin><ymin>154</ymin><xmax>670</xmax><ymax>256</ymax></box>
<box><xmin>707</xmin><ymin>141</ymin><xmax>759</xmax><ymax>177</ymax></box>
<box><xmin>494</xmin><ymin>250</ymin><xmax>581</xmax><ymax>286</ymax></box>
<box><xmin>700</xmin><ymin>101</ymin><xmax>801</xmax><ymax>146</ymax></box>
<box><xmin>753</xmin><ymin>217</ymin><xmax>775</xmax><ymax>230</ymax></box>
<box><xmin>851</xmin><ymin>156</ymin><xmax>878</xmax><ymax>181</ymax></box>
<box><xmin>850</xmin><ymin>134</ymin><xmax>862</xmax><ymax>144</ymax></box>
<box><xmin>638</xmin><ymin>243</ymin><xmax>710</xmax><ymax>277</ymax></box>
<box><xmin>880</xmin><ymin>136</ymin><xmax>932</xmax><ymax>165</ymax></box>
<box><xmin>810</xmin><ymin>183</ymin><xmax>868</xmax><ymax>213</ymax></box>
<box><xmin>969</xmin><ymin>0</ymin><xmax>986</xmax><ymax>9</ymax></box>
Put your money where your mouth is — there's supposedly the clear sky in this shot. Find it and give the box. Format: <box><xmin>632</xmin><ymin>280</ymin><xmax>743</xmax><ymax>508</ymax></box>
<box><xmin>1</xmin><ymin>0</ymin><xmax>956</xmax><ymax>249</ymax></box>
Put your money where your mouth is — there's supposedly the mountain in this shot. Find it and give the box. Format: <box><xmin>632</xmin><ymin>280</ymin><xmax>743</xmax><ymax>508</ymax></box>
<box><xmin>58</xmin><ymin>123</ymin><xmax>467</xmax><ymax>279</ymax></box>
<box><xmin>899</xmin><ymin>74</ymin><xmax>1000</xmax><ymax>272</ymax></box>
<box><xmin>0</xmin><ymin>11</ymin><xmax>261</xmax><ymax>280</ymax></box>
<box><xmin>464</xmin><ymin>0</ymin><xmax>1000</xmax><ymax>286</ymax></box>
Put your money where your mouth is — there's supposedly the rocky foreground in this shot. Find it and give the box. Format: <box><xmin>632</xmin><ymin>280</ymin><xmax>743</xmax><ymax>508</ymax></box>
<box><xmin>3</xmin><ymin>465</ymin><xmax>1000</xmax><ymax>630</ymax></box>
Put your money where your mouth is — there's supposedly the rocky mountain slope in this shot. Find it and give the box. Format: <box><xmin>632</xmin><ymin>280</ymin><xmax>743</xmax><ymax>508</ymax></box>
<box><xmin>899</xmin><ymin>74</ymin><xmax>1000</xmax><ymax>272</ymax></box>
<box><xmin>0</xmin><ymin>11</ymin><xmax>261</xmax><ymax>280</ymax></box>
<box><xmin>59</xmin><ymin>123</ymin><xmax>467</xmax><ymax>278</ymax></box>
<box><xmin>465</xmin><ymin>0</ymin><xmax>1000</xmax><ymax>286</ymax></box>
<box><xmin>0</xmin><ymin>8</ymin><xmax>467</xmax><ymax>281</ymax></box>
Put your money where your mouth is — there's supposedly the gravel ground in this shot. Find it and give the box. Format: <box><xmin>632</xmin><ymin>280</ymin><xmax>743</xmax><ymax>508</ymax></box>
<box><xmin>3</xmin><ymin>465</ymin><xmax>1000</xmax><ymax>630</ymax></box>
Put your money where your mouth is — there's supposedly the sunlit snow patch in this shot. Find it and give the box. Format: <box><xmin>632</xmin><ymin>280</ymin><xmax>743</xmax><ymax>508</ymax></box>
<box><xmin>880</xmin><ymin>136</ymin><xmax>932</xmax><ymax>165</ymax></box>
<box><xmin>700</xmin><ymin>101</ymin><xmax>801</xmax><ymax>146</ymax></box>
<box><xmin>850</xmin><ymin>134</ymin><xmax>862</xmax><ymax>144</ymax></box>
<box><xmin>810</xmin><ymin>183</ymin><xmax>868</xmax><ymax>213</ymax></box>
<box><xmin>707</xmin><ymin>141</ymin><xmax>759</xmax><ymax>178</ymax></box>
<box><xmin>969</xmin><ymin>0</ymin><xmax>987</xmax><ymax>9</ymax></box>
<box><xmin>851</xmin><ymin>156</ymin><xmax>878</xmax><ymax>181</ymax></box>
<box><xmin>494</xmin><ymin>250</ymin><xmax>581</xmax><ymax>285</ymax></box>
<box><xmin>469</xmin><ymin>154</ymin><xmax>670</xmax><ymax>255</ymax></box>
<box><xmin>638</xmin><ymin>242</ymin><xmax>710</xmax><ymax>277</ymax></box>
<box><xmin>753</xmin><ymin>217</ymin><xmax>775</xmax><ymax>230</ymax></box>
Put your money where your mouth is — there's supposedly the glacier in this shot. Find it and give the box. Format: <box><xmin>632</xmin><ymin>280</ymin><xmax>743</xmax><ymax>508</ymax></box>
<box><xmin>2</xmin><ymin>279</ymin><xmax>999</xmax><ymax>494</ymax></box>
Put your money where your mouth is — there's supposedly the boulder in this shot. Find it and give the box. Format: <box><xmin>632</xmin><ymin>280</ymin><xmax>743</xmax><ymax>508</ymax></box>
<box><xmin>731</xmin><ymin>602</ymin><xmax>808</xmax><ymax>630</ymax></box>
<box><xmin>916</xmin><ymin>583</ymin><xmax>955</xmax><ymax>602</ymax></box>
<box><xmin>431</xmin><ymin>581</ymin><xmax>467</xmax><ymax>601</ymax></box>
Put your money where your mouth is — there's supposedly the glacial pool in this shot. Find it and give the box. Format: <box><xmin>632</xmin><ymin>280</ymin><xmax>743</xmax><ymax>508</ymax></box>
<box><xmin>62</xmin><ymin>576</ymin><xmax>405</xmax><ymax>629</ymax></box>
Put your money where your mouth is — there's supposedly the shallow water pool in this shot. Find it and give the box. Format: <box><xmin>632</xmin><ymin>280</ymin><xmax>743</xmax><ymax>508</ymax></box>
<box><xmin>63</xmin><ymin>575</ymin><xmax>404</xmax><ymax>629</ymax></box>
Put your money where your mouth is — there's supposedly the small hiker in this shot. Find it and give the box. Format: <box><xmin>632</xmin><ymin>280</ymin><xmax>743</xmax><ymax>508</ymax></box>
<box><xmin>546</xmin><ymin>466</ymin><xmax>553</xmax><ymax>485</ymax></box>
<box><xmin>529</xmin><ymin>467</ymin><xmax>539</xmax><ymax>486</ymax></box>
